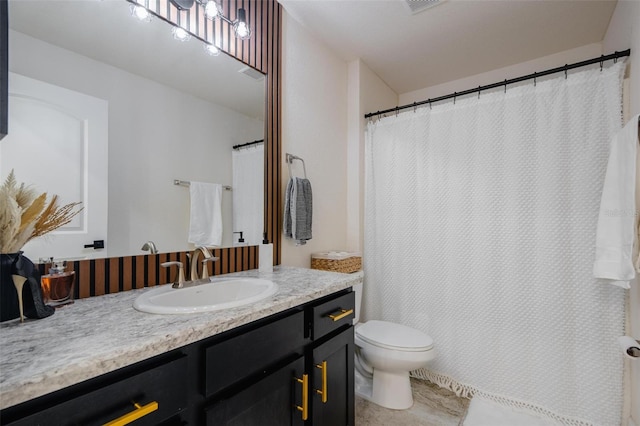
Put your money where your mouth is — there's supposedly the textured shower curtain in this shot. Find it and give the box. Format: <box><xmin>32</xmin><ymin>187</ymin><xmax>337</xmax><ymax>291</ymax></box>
<box><xmin>232</xmin><ymin>144</ymin><xmax>264</xmax><ymax>246</ymax></box>
<box><xmin>364</xmin><ymin>62</ymin><xmax>627</xmax><ymax>426</ymax></box>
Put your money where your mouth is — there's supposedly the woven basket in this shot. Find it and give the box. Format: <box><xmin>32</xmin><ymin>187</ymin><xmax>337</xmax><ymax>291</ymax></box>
<box><xmin>311</xmin><ymin>252</ymin><xmax>362</xmax><ymax>273</ymax></box>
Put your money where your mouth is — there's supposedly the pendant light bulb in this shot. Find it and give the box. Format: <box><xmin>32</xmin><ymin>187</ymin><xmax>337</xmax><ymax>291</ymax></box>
<box><xmin>130</xmin><ymin>4</ymin><xmax>152</xmax><ymax>22</ymax></box>
<box><xmin>204</xmin><ymin>42</ymin><xmax>220</xmax><ymax>56</ymax></box>
<box><xmin>233</xmin><ymin>8</ymin><xmax>251</xmax><ymax>40</ymax></box>
<box><xmin>172</xmin><ymin>26</ymin><xmax>191</xmax><ymax>42</ymax></box>
<box><xmin>203</xmin><ymin>0</ymin><xmax>222</xmax><ymax>20</ymax></box>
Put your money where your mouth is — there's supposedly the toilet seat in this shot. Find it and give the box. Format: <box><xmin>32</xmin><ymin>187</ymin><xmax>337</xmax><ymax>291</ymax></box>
<box><xmin>356</xmin><ymin>320</ymin><xmax>433</xmax><ymax>352</ymax></box>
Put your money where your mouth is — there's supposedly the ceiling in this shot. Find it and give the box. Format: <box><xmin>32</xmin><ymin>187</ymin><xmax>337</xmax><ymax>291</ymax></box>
<box><xmin>8</xmin><ymin>0</ymin><xmax>265</xmax><ymax>120</ymax></box>
<box><xmin>279</xmin><ymin>0</ymin><xmax>618</xmax><ymax>95</ymax></box>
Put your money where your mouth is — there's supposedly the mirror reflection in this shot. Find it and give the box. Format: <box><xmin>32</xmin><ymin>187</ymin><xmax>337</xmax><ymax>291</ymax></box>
<box><xmin>1</xmin><ymin>0</ymin><xmax>265</xmax><ymax>261</ymax></box>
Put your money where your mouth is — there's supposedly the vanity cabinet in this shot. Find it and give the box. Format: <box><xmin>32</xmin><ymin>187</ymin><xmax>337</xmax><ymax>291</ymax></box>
<box><xmin>1</xmin><ymin>288</ymin><xmax>355</xmax><ymax>426</ymax></box>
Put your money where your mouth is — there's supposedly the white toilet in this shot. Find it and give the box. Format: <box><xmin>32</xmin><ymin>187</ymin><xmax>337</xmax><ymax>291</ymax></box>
<box><xmin>353</xmin><ymin>283</ymin><xmax>435</xmax><ymax>410</ymax></box>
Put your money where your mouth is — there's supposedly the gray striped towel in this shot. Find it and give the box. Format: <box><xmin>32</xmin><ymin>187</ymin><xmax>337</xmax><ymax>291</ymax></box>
<box><xmin>284</xmin><ymin>177</ymin><xmax>312</xmax><ymax>245</ymax></box>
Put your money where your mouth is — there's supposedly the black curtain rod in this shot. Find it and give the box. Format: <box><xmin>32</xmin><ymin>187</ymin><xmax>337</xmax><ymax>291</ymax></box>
<box><xmin>233</xmin><ymin>139</ymin><xmax>264</xmax><ymax>150</ymax></box>
<box><xmin>364</xmin><ymin>49</ymin><xmax>631</xmax><ymax>119</ymax></box>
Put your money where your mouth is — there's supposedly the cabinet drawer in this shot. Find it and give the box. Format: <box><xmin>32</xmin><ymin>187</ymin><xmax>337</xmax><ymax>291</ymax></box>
<box><xmin>204</xmin><ymin>310</ymin><xmax>306</xmax><ymax>397</ymax></box>
<box><xmin>312</xmin><ymin>291</ymin><xmax>355</xmax><ymax>340</ymax></box>
<box><xmin>4</xmin><ymin>355</ymin><xmax>187</xmax><ymax>426</ymax></box>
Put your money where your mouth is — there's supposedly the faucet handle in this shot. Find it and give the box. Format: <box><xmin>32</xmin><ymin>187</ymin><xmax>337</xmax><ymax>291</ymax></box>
<box><xmin>161</xmin><ymin>261</ymin><xmax>186</xmax><ymax>288</ymax></box>
<box><xmin>201</xmin><ymin>257</ymin><xmax>220</xmax><ymax>279</ymax></box>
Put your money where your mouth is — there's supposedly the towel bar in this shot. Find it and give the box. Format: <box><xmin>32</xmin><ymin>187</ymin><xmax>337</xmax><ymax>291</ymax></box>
<box><xmin>174</xmin><ymin>180</ymin><xmax>232</xmax><ymax>191</ymax></box>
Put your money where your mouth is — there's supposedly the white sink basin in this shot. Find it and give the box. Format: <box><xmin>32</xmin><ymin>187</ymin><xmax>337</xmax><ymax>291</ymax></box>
<box><xmin>133</xmin><ymin>277</ymin><xmax>278</xmax><ymax>314</ymax></box>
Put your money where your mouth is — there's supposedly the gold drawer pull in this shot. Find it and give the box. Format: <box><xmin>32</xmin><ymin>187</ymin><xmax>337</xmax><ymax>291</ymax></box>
<box><xmin>328</xmin><ymin>308</ymin><xmax>354</xmax><ymax>322</ymax></box>
<box><xmin>315</xmin><ymin>361</ymin><xmax>328</xmax><ymax>403</ymax></box>
<box><xmin>103</xmin><ymin>401</ymin><xmax>158</xmax><ymax>426</ymax></box>
<box><xmin>294</xmin><ymin>374</ymin><xmax>309</xmax><ymax>420</ymax></box>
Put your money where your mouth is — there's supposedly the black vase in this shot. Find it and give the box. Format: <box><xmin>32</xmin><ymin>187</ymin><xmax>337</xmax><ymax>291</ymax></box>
<box><xmin>1</xmin><ymin>252</ymin><xmax>54</xmax><ymax>322</ymax></box>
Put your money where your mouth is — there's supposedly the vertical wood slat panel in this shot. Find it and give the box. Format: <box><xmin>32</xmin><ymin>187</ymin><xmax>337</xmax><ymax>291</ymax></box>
<box><xmin>94</xmin><ymin>259</ymin><xmax>106</xmax><ymax>296</ymax></box>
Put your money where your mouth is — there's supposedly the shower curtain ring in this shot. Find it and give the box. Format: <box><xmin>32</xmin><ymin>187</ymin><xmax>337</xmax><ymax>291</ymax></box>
<box><xmin>478</xmin><ymin>86</ymin><xmax>481</xmax><ymax>99</ymax></box>
<box><xmin>504</xmin><ymin>80</ymin><xmax>507</xmax><ymax>93</ymax></box>
<box><xmin>533</xmin><ymin>72</ymin><xmax>536</xmax><ymax>87</ymax></box>
<box><xmin>429</xmin><ymin>100</ymin><xmax>432</xmax><ymax>110</ymax></box>
<box><xmin>600</xmin><ymin>55</ymin><xmax>604</xmax><ymax>71</ymax></box>
<box><xmin>564</xmin><ymin>66</ymin><xmax>568</xmax><ymax>79</ymax></box>
<box><xmin>413</xmin><ymin>102</ymin><xmax>417</xmax><ymax>113</ymax></box>
<box><xmin>396</xmin><ymin>107</ymin><xmax>399</xmax><ymax>117</ymax></box>
<box><xmin>453</xmin><ymin>92</ymin><xmax>457</xmax><ymax>104</ymax></box>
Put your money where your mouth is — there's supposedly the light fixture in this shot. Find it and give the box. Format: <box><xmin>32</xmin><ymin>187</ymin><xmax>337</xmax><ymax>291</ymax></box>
<box><xmin>130</xmin><ymin>4</ymin><xmax>152</xmax><ymax>21</ymax></box>
<box><xmin>172</xmin><ymin>26</ymin><xmax>191</xmax><ymax>42</ymax></box>
<box><xmin>233</xmin><ymin>8</ymin><xmax>251</xmax><ymax>40</ymax></box>
<box><xmin>200</xmin><ymin>0</ymin><xmax>222</xmax><ymax>20</ymax></box>
<box><xmin>204</xmin><ymin>43</ymin><xmax>220</xmax><ymax>56</ymax></box>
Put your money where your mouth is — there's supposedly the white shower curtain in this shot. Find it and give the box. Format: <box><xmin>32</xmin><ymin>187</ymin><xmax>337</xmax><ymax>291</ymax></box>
<box><xmin>232</xmin><ymin>144</ymin><xmax>264</xmax><ymax>246</ymax></box>
<box><xmin>364</xmin><ymin>62</ymin><xmax>627</xmax><ymax>426</ymax></box>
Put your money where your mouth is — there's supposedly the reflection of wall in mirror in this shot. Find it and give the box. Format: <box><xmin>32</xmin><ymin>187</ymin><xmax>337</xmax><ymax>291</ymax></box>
<box><xmin>8</xmin><ymin>30</ymin><xmax>264</xmax><ymax>257</ymax></box>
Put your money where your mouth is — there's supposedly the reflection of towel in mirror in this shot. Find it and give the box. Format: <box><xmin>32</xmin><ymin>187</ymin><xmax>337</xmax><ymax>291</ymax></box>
<box><xmin>188</xmin><ymin>182</ymin><xmax>223</xmax><ymax>246</ymax></box>
<box><xmin>284</xmin><ymin>177</ymin><xmax>312</xmax><ymax>245</ymax></box>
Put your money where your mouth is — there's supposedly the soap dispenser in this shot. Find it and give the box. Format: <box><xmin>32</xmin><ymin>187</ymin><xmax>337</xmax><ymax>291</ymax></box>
<box><xmin>259</xmin><ymin>233</ymin><xmax>273</xmax><ymax>273</ymax></box>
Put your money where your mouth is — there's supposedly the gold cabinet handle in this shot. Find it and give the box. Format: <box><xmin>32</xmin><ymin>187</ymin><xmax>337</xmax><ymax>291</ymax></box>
<box><xmin>103</xmin><ymin>401</ymin><xmax>158</xmax><ymax>426</ymax></box>
<box><xmin>315</xmin><ymin>361</ymin><xmax>328</xmax><ymax>403</ymax></box>
<box><xmin>328</xmin><ymin>308</ymin><xmax>354</xmax><ymax>322</ymax></box>
<box><xmin>294</xmin><ymin>374</ymin><xmax>309</xmax><ymax>420</ymax></box>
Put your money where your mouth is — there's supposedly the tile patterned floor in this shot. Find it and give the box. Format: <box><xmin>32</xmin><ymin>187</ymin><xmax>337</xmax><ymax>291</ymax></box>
<box><xmin>355</xmin><ymin>378</ymin><xmax>470</xmax><ymax>426</ymax></box>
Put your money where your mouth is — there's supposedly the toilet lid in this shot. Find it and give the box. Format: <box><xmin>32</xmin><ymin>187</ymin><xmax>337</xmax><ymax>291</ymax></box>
<box><xmin>356</xmin><ymin>320</ymin><xmax>433</xmax><ymax>352</ymax></box>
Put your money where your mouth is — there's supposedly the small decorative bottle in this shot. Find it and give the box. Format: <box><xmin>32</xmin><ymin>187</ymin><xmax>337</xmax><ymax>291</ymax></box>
<box><xmin>40</xmin><ymin>260</ymin><xmax>75</xmax><ymax>307</ymax></box>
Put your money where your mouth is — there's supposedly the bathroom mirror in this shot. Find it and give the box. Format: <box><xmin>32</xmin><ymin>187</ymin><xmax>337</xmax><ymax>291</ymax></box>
<box><xmin>1</xmin><ymin>0</ymin><xmax>266</xmax><ymax>260</ymax></box>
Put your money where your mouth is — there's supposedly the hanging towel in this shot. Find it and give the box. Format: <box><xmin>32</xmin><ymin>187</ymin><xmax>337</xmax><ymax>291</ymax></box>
<box><xmin>188</xmin><ymin>182</ymin><xmax>223</xmax><ymax>247</ymax></box>
<box><xmin>284</xmin><ymin>177</ymin><xmax>312</xmax><ymax>245</ymax></box>
<box><xmin>593</xmin><ymin>114</ymin><xmax>640</xmax><ymax>288</ymax></box>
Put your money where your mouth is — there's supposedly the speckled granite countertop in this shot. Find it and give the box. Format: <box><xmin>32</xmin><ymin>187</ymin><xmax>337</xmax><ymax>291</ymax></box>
<box><xmin>0</xmin><ymin>266</ymin><xmax>362</xmax><ymax>410</ymax></box>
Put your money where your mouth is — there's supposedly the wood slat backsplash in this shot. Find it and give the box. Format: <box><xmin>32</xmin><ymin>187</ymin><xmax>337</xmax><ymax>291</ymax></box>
<box><xmin>50</xmin><ymin>0</ymin><xmax>282</xmax><ymax>300</ymax></box>
<box><xmin>37</xmin><ymin>247</ymin><xmax>259</xmax><ymax>299</ymax></box>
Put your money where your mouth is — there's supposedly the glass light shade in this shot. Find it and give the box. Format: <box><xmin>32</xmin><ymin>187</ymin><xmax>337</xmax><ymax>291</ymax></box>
<box><xmin>204</xmin><ymin>43</ymin><xmax>220</xmax><ymax>56</ymax></box>
<box><xmin>203</xmin><ymin>1</ymin><xmax>222</xmax><ymax>20</ymax></box>
<box><xmin>233</xmin><ymin>8</ymin><xmax>251</xmax><ymax>40</ymax></box>
<box><xmin>172</xmin><ymin>26</ymin><xmax>191</xmax><ymax>42</ymax></box>
<box><xmin>130</xmin><ymin>4</ymin><xmax>152</xmax><ymax>22</ymax></box>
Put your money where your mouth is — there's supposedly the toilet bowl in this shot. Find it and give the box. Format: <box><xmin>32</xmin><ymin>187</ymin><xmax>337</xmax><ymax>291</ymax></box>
<box><xmin>353</xmin><ymin>283</ymin><xmax>435</xmax><ymax>410</ymax></box>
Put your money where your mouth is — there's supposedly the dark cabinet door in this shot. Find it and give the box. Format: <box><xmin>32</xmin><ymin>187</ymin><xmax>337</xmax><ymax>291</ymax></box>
<box><xmin>311</xmin><ymin>327</ymin><xmax>354</xmax><ymax>426</ymax></box>
<box><xmin>204</xmin><ymin>356</ymin><xmax>306</xmax><ymax>426</ymax></box>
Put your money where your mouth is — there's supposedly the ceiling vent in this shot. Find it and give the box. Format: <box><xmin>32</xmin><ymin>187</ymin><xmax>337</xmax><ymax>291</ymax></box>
<box><xmin>239</xmin><ymin>66</ymin><xmax>265</xmax><ymax>81</ymax></box>
<box><xmin>404</xmin><ymin>0</ymin><xmax>446</xmax><ymax>15</ymax></box>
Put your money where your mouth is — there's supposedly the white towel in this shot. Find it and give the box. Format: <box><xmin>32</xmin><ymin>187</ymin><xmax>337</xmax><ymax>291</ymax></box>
<box><xmin>188</xmin><ymin>182</ymin><xmax>223</xmax><ymax>247</ymax></box>
<box><xmin>593</xmin><ymin>114</ymin><xmax>640</xmax><ymax>288</ymax></box>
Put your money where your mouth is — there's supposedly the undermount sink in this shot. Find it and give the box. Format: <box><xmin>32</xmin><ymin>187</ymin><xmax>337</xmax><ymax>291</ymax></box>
<box><xmin>133</xmin><ymin>277</ymin><xmax>278</xmax><ymax>314</ymax></box>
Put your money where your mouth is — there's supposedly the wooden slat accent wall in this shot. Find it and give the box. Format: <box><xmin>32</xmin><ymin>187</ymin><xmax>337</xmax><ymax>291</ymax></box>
<box><xmin>51</xmin><ymin>0</ymin><xmax>281</xmax><ymax>299</ymax></box>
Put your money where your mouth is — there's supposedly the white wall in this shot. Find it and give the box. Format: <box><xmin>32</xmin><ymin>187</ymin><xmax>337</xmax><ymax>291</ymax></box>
<box><xmin>603</xmin><ymin>2</ymin><xmax>640</xmax><ymax>424</ymax></box>
<box><xmin>281</xmin><ymin>12</ymin><xmax>350</xmax><ymax>267</ymax></box>
<box><xmin>400</xmin><ymin>43</ymin><xmax>603</xmax><ymax>104</ymax></box>
<box><xmin>346</xmin><ymin>60</ymin><xmax>398</xmax><ymax>253</ymax></box>
<box><xmin>9</xmin><ymin>31</ymin><xmax>263</xmax><ymax>257</ymax></box>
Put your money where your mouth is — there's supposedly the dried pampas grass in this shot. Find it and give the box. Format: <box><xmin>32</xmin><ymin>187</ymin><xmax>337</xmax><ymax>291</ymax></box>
<box><xmin>0</xmin><ymin>171</ymin><xmax>83</xmax><ymax>253</ymax></box>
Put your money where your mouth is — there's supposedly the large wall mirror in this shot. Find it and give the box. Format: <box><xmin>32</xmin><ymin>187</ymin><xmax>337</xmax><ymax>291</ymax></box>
<box><xmin>1</xmin><ymin>0</ymin><xmax>267</xmax><ymax>261</ymax></box>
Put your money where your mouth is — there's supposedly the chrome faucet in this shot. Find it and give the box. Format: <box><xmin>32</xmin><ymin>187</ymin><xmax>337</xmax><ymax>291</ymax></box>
<box><xmin>189</xmin><ymin>246</ymin><xmax>219</xmax><ymax>281</ymax></box>
<box><xmin>141</xmin><ymin>240</ymin><xmax>158</xmax><ymax>254</ymax></box>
